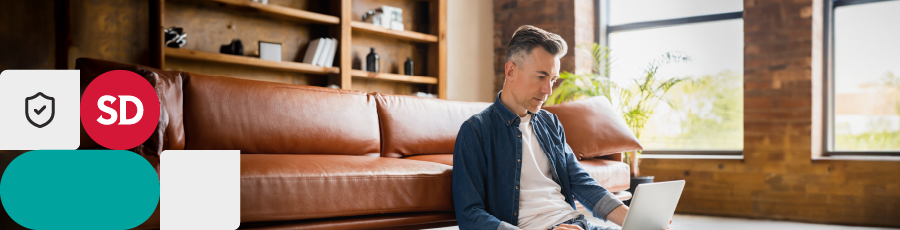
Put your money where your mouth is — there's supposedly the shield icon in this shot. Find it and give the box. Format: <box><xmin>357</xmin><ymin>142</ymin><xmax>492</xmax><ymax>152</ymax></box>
<box><xmin>25</xmin><ymin>92</ymin><xmax>55</xmax><ymax>128</ymax></box>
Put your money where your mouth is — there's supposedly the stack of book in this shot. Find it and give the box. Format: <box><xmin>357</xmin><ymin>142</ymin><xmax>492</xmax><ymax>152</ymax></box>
<box><xmin>302</xmin><ymin>38</ymin><xmax>339</xmax><ymax>67</ymax></box>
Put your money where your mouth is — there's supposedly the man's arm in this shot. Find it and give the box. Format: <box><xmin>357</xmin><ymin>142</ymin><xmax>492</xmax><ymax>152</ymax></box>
<box><xmin>562</xmin><ymin>143</ymin><xmax>626</xmax><ymax>225</ymax></box>
<box><xmin>554</xmin><ymin>116</ymin><xmax>626</xmax><ymax>225</ymax></box>
<box><xmin>453</xmin><ymin>121</ymin><xmax>517</xmax><ymax>230</ymax></box>
<box><xmin>604</xmin><ymin>203</ymin><xmax>628</xmax><ymax>226</ymax></box>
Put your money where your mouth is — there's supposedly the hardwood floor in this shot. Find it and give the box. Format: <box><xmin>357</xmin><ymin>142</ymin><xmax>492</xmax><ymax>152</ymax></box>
<box><xmin>427</xmin><ymin>212</ymin><xmax>900</xmax><ymax>230</ymax></box>
<box><xmin>656</xmin><ymin>214</ymin><xmax>899</xmax><ymax>230</ymax></box>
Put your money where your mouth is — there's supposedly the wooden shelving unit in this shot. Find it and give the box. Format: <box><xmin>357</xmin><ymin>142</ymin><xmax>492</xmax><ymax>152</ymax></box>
<box><xmin>166</xmin><ymin>47</ymin><xmax>339</xmax><ymax>75</ymax></box>
<box><xmin>350</xmin><ymin>69</ymin><xmax>437</xmax><ymax>84</ymax></box>
<box><xmin>152</xmin><ymin>0</ymin><xmax>447</xmax><ymax>98</ymax></box>
<box><xmin>350</xmin><ymin>21</ymin><xmax>438</xmax><ymax>43</ymax></box>
<box><xmin>207</xmin><ymin>0</ymin><xmax>339</xmax><ymax>24</ymax></box>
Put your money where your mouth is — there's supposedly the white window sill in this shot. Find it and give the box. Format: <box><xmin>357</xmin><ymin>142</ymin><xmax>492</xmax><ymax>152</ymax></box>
<box><xmin>813</xmin><ymin>155</ymin><xmax>900</xmax><ymax>162</ymax></box>
<box><xmin>640</xmin><ymin>154</ymin><xmax>743</xmax><ymax>160</ymax></box>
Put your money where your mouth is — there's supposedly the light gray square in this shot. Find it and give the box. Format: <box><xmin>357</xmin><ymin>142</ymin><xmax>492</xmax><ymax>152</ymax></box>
<box><xmin>259</xmin><ymin>42</ymin><xmax>282</xmax><ymax>62</ymax></box>
<box><xmin>0</xmin><ymin>70</ymin><xmax>80</xmax><ymax>150</ymax></box>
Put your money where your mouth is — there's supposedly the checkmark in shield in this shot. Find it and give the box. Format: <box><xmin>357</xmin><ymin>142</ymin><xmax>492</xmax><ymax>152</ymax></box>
<box><xmin>25</xmin><ymin>92</ymin><xmax>55</xmax><ymax>128</ymax></box>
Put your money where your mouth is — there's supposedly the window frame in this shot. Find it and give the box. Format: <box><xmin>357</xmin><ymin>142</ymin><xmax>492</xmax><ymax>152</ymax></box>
<box><xmin>595</xmin><ymin>0</ymin><xmax>744</xmax><ymax>155</ymax></box>
<box><xmin>823</xmin><ymin>0</ymin><xmax>900</xmax><ymax>156</ymax></box>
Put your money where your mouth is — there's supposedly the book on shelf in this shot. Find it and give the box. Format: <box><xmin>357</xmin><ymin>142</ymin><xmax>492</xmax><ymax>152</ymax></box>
<box><xmin>302</xmin><ymin>38</ymin><xmax>323</xmax><ymax>65</ymax></box>
<box><xmin>318</xmin><ymin>38</ymin><xmax>333</xmax><ymax>67</ymax></box>
<box><xmin>323</xmin><ymin>38</ymin><xmax>338</xmax><ymax>68</ymax></box>
<box><xmin>303</xmin><ymin>37</ymin><xmax>339</xmax><ymax>67</ymax></box>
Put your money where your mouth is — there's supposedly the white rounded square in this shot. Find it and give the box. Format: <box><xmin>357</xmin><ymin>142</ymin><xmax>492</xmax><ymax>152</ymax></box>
<box><xmin>0</xmin><ymin>70</ymin><xmax>80</xmax><ymax>150</ymax></box>
<box><xmin>161</xmin><ymin>150</ymin><xmax>240</xmax><ymax>230</ymax></box>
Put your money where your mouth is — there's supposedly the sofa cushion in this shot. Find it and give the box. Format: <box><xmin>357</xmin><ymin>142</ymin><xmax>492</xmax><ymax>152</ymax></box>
<box><xmin>403</xmin><ymin>154</ymin><xmax>453</xmax><ymax>166</ymax></box>
<box><xmin>375</xmin><ymin>93</ymin><xmax>490</xmax><ymax>158</ymax></box>
<box><xmin>183</xmin><ymin>74</ymin><xmax>380</xmax><ymax>156</ymax></box>
<box><xmin>578</xmin><ymin>158</ymin><xmax>630</xmax><ymax>193</ymax></box>
<box><xmin>240</xmin><ymin>154</ymin><xmax>454</xmax><ymax>223</ymax></box>
<box><xmin>543</xmin><ymin>96</ymin><xmax>642</xmax><ymax>159</ymax></box>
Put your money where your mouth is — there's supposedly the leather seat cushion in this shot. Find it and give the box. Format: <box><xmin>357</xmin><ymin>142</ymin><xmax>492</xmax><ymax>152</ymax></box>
<box><xmin>375</xmin><ymin>93</ymin><xmax>490</xmax><ymax>158</ymax></box>
<box><xmin>183</xmin><ymin>73</ymin><xmax>381</xmax><ymax>156</ymax></box>
<box><xmin>403</xmin><ymin>154</ymin><xmax>453</xmax><ymax>166</ymax></box>
<box><xmin>578</xmin><ymin>158</ymin><xmax>630</xmax><ymax>193</ymax></box>
<box><xmin>240</xmin><ymin>154</ymin><xmax>454</xmax><ymax>223</ymax></box>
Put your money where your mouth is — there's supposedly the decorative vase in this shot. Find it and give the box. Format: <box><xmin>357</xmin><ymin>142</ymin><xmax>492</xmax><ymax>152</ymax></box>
<box><xmin>404</xmin><ymin>57</ymin><xmax>413</xmax><ymax>76</ymax></box>
<box><xmin>366</xmin><ymin>48</ymin><xmax>380</xmax><ymax>72</ymax></box>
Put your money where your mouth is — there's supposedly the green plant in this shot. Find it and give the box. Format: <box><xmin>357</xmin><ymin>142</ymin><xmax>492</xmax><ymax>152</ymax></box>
<box><xmin>546</xmin><ymin>43</ymin><xmax>690</xmax><ymax>177</ymax></box>
<box><xmin>640</xmin><ymin>70</ymin><xmax>743</xmax><ymax>150</ymax></box>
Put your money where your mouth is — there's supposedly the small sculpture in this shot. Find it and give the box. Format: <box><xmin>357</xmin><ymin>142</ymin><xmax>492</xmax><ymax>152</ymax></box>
<box><xmin>220</xmin><ymin>39</ymin><xmax>243</xmax><ymax>56</ymax></box>
<box><xmin>164</xmin><ymin>27</ymin><xmax>187</xmax><ymax>48</ymax></box>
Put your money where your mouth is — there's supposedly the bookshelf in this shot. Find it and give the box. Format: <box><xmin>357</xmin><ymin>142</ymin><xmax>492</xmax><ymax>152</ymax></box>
<box><xmin>205</xmin><ymin>0</ymin><xmax>340</xmax><ymax>24</ymax></box>
<box><xmin>165</xmin><ymin>47</ymin><xmax>339</xmax><ymax>75</ymax></box>
<box><xmin>350</xmin><ymin>21</ymin><xmax>438</xmax><ymax>43</ymax></box>
<box><xmin>350</xmin><ymin>69</ymin><xmax>437</xmax><ymax>84</ymax></box>
<box><xmin>151</xmin><ymin>0</ymin><xmax>447</xmax><ymax>99</ymax></box>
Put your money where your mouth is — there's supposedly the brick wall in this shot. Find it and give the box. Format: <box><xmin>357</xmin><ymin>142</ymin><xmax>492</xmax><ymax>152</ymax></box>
<box><xmin>492</xmin><ymin>0</ymin><xmax>594</xmax><ymax>93</ymax></box>
<box><xmin>640</xmin><ymin>0</ymin><xmax>900</xmax><ymax>227</ymax></box>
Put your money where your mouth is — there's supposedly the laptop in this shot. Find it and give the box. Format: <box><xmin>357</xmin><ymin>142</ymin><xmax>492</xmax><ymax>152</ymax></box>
<box><xmin>621</xmin><ymin>180</ymin><xmax>686</xmax><ymax>230</ymax></box>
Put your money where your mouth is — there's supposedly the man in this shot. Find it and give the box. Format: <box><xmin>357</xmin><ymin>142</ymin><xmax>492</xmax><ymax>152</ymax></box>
<box><xmin>452</xmin><ymin>25</ymin><xmax>671</xmax><ymax>230</ymax></box>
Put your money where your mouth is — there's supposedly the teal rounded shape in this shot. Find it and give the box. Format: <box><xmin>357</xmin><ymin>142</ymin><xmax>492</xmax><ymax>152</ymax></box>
<box><xmin>1</xmin><ymin>150</ymin><xmax>160</xmax><ymax>229</ymax></box>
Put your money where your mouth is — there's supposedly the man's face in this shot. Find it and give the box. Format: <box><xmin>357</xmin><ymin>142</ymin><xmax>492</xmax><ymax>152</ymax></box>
<box><xmin>507</xmin><ymin>47</ymin><xmax>560</xmax><ymax>114</ymax></box>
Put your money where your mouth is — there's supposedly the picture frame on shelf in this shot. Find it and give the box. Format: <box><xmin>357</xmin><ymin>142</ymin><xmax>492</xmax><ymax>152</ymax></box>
<box><xmin>259</xmin><ymin>41</ymin><xmax>282</xmax><ymax>62</ymax></box>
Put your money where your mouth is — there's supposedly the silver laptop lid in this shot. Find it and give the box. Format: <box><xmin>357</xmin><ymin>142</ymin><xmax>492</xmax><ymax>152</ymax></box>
<box><xmin>621</xmin><ymin>180</ymin><xmax>686</xmax><ymax>230</ymax></box>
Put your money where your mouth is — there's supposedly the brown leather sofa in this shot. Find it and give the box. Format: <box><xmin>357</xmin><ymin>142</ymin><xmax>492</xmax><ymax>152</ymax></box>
<box><xmin>75</xmin><ymin>58</ymin><xmax>640</xmax><ymax>230</ymax></box>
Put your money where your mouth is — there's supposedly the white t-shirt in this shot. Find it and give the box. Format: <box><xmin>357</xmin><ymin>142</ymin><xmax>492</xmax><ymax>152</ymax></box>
<box><xmin>516</xmin><ymin>113</ymin><xmax>581</xmax><ymax>230</ymax></box>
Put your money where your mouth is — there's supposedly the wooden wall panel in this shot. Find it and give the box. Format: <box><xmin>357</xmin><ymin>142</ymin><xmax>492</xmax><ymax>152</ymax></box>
<box><xmin>265</xmin><ymin>0</ymin><xmax>314</xmax><ymax>11</ymax></box>
<box><xmin>165</xmin><ymin>0</ymin><xmax>319</xmax><ymax>64</ymax></box>
<box><xmin>0</xmin><ymin>0</ymin><xmax>56</xmax><ymax>71</ymax></box>
<box><xmin>351</xmin><ymin>78</ymin><xmax>422</xmax><ymax>96</ymax></box>
<box><xmin>68</xmin><ymin>0</ymin><xmax>150</xmax><ymax>68</ymax></box>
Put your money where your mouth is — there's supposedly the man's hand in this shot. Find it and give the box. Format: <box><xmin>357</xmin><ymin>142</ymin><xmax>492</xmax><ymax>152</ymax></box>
<box><xmin>552</xmin><ymin>224</ymin><xmax>583</xmax><ymax>230</ymax></box>
<box><xmin>607</xmin><ymin>205</ymin><xmax>674</xmax><ymax>229</ymax></box>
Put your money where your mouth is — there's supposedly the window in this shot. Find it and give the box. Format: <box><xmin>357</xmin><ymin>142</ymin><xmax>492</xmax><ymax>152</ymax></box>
<box><xmin>827</xmin><ymin>0</ymin><xmax>900</xmax><ymax>155</ymax></box>
<box><xmin>599</xmin><ymin>0</ymin><xmax>744</xmax><ymax>153</ymax></box>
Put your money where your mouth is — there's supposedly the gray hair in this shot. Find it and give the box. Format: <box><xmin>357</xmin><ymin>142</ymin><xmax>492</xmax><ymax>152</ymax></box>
<box><xmin>505</xmin><ymin>25</ymin><xmax>568</xmax><ymax>68</ymax></box>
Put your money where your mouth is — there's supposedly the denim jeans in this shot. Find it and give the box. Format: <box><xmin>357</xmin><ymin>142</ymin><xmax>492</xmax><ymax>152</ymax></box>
<box><xmin>547</xmin><ymin>215</ymin><xmax>621</xmax><ymax>230</ymax></box>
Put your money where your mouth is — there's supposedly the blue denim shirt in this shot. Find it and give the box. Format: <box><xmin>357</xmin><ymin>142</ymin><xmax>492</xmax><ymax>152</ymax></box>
<box><xmin>452</xmin><ymin>92</ymin><xmax>625</xmax><ymax>230</ymax></box>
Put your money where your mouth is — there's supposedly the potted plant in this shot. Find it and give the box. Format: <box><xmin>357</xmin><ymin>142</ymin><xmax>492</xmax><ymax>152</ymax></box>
<box><xmin>545</xmin><ymin>43</ymin><xmax>690</xmax><ymax>196</ymax></box>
